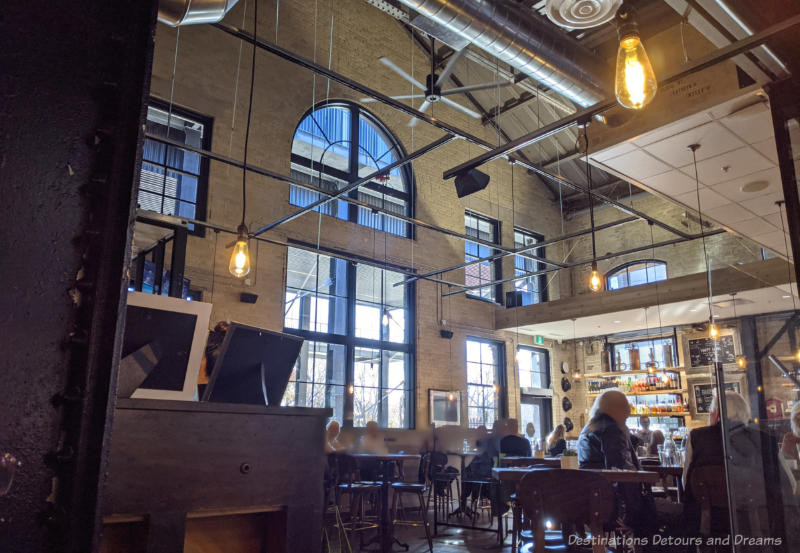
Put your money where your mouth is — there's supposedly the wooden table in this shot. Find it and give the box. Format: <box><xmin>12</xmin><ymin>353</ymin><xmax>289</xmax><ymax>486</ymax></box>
<box><xmin>642</xmin><ymin>464</ymin><xmax>684</xmax><ymax>501</ymax></box>
<box><xmin>351</xmin><ymin>453</ymin><xmax>419</xmax><ymax>553</ymax></box>
<box><xmin>500</xmin><ymin>456</ymin><xmax>562</xmax><ymax>468</ymax></box>
<box><xmin>492</xmin><ymin>466</ymin><xmax>660</xmax><ymax>484</ymax></box>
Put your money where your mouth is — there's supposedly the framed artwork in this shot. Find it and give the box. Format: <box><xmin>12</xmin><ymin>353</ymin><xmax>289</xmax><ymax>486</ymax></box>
<box><xmin>429</xmin><ymin>389</ymin><xmax>461</xmax><ymax>426</ymax></box>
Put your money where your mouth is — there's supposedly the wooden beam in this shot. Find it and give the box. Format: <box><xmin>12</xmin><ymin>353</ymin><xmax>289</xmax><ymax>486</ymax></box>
<box><xmin>495</xmin><ymin>258</ymin><xmax>792</xmax><ymax>330</ymax></box>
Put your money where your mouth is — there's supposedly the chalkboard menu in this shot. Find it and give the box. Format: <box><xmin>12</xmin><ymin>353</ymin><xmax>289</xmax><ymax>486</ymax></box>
<box><xmin>693</xmin><ymin>381</ymin><xmax>741</xmax><ymax>414</ymax></box>
<box><xmin>688</xmin><ymin>335</ymin><xmax>736</xmax><ymax>367</ymax></box>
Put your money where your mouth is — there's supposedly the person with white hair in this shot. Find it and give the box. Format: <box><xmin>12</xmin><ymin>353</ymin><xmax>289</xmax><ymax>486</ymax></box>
<box><xmin>780</xmin><ymin>401</ymin><xmax>800</xmax><ymax>463</ymax></box>
<box><xmin>578</xmin><ymin>389</ymin><xmax>659</xmax><ymax>541</ymax></box>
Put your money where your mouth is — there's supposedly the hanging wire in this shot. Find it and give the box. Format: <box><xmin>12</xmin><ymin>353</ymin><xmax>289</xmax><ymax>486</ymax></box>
<box><xmin>778</xmin><ymin>201</ymin><xmax>798</xmax><ymax>313</ymax></box>
<box><xmin>650</xmin><ymin>222</ymin><xmax>665</xmax><ymax>360</ymax></box>
<box><xmin>690</xmin><ymin>145</ymin><xmax>715</xmax><ymax>324</ymax></box>
<box><xmin>226</xmin><ymin>1</ymin><xmax>248</xmax><ymax>174</ymax></box>
<box><xmin>239</xmin><ymin>0</ymin><xmax>259</xmax><ymax>229</ymax></box>
<box><xmin>160</xmin><ymin>27</ymin><xmax>181</xmax><ymax>213</ymax></box>
<box><xmin>582</xmin><ymin>127</ymin><xmax>597</xmax><ymax>263</ymax></box>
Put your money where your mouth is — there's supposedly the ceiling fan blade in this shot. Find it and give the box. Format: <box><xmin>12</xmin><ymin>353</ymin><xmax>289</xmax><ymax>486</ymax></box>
<box><xmin>440</xmin><ymin>97</ymin><xmax>481</xmax><ymax>119</ymax></box>
<box><xmin>408</xmin><ymin>100</ymin><xmax>431</xmax><ymax>127</ymax></box>
<box><xmin>435</xmin><ymin>48</ymin><xmax>466</xmax><ymax>88</ymax></box>
<box><xmin>440</xmin><ymin>80</ymin><xmax>515</xmax><ymax>96</ymax></box>
<box><xmin>360</xmin><ymin>94</ymin><xmax>426</xmax><ymax>103</ymax></box>
<box><xmin>379</xmin><ymin>57</ymin><xmax>426</xmax><ymax>90</ymax></box>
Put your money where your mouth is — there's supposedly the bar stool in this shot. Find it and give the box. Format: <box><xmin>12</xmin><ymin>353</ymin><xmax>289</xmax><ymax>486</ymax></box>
<box><xmin>429</xmin><ymin>451</ymin><xmax>459</xmax><ymax>520</ymax></box>
<box><xmin>332</xmin><ymin>453</ymin><xmax>381</xmax><ymax>547</ymax></box>
<box><xmin>391</xmin><ymin>453</ymin><xmax>433</xmax><ymax>553</ymax></box>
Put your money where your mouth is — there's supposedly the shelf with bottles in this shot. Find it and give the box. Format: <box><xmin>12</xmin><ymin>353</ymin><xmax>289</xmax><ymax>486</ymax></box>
<box><xmin>583</xmin><ymin>368</ymin><xmax>684</xmax><ymax>378</ymax></box>
<box><xmin>586</xmin><ymin>371</ymin><xmax>683</xmax><ymax>395</ymax></box>
<box><xmin>628</xmin><ymin>397</ymin><xmax>687</xmax><ymax>416</ymax></box>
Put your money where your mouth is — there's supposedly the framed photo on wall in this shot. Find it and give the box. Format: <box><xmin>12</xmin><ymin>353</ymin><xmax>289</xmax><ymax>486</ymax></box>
<box><xmin>429</xmin><ymin>389</ymin><xmax>461</xmax><ymax>426</ymax></box>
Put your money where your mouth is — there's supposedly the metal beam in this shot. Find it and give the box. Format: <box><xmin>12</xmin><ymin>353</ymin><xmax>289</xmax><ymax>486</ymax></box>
<box><xmin>442</xmin><ymin>12</ymin><xmax>800</xmax><ymax>180</ymax></box>
<box><xmin>399</xmin><ymin>216</ymin><xmax>638</xmax><ymax>285</ymax></box>
<box><xmin>210</xmin><ymin>22</ymin><xmax>692</xmax><ymax>242</ymax></box>
<box><xmin>442</xmin><ymin>228</ymin><xmax>727</xmax><ymax>296</ymax></box>
<box><xmin>251</xmin><ymin>134</ymin><xmax>456</xmax><ymax>236</ymax></box>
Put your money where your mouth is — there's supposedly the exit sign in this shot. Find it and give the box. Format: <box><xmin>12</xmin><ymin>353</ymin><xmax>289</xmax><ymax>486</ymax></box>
<box><xmin>534</xmin><ymin>336</ymin><xmax>545</xmax><ymax>345</ymax></box>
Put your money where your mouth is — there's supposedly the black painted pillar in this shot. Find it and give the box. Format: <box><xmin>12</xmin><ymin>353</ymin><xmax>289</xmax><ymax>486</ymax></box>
<box><xmin>0</xmin><ymin>1</ymin><xmax>156</xmax><ymax>551</ymax></box>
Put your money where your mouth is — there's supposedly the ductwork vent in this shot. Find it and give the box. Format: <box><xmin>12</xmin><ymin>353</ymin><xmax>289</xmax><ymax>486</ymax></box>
<box><xmin>545</xmin><ymin>0</ymin><xmax>622</xmax><ymax>30</ymax></box>
<box><xmin>392</xmin><ymin>0</ymin><xmax>609</xmax><ymax>107</ymax></box>
<box><xmin>158</xmin><ymin>0</ymin><xmax>239</xmax><ymax>27</ymax></box>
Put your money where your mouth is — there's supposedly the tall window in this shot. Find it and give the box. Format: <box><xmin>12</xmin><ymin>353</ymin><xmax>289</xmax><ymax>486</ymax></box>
<box><xmin>517</xmin><ymin>346</ymin><xmax>550</xmax><ymax>389</ymax></box>
<box><xmin>290</xmin><ymin>102</ymin><xmax>413</xmax><ymax>237</ymax></box>
<box><xmin>514</xmin><ymin>228</ymin><xmax>547</xmax><ymax>305</ymax></box>
<box><xmin>466</xmin><ymin>338</ymin><xmax>505</xmax><ymax>428</ymax></box>
<box><xmin>283</xmin><ymin>247</ymin><xmax>413</xmax><ymax>428</ymax></box>
<box><xmin>140</xmin><ymin>101</ymin><xmax>210</xmax><ymax>233</ymax></box>
<box><xmin>465</xmin><ymin>212</ymin><xmax>501</xmax><ymax>302</ymax></box>
<box><xmin>606</xmin><ymin>260</ymin><xmax>667</xmax><ymax>290</ymax></box>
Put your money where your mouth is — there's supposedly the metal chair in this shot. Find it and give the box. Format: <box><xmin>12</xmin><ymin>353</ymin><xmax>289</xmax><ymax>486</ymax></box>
<box><xmin>331</xmin><ymin>453</ymin><xmax>381</xmax><ymax>547</ymax></box>
<box><xmin>391</xmin><ymin>453</ymin><xmax>433</xmax><ymax>553</ymax></box>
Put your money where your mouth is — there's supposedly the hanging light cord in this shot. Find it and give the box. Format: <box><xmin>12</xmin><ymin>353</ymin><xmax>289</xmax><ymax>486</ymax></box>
<box><xmin>582</xmin><ymin>130</ymin><xmax>597</xmax><ymax>262</ymax></box>
<box><xmin>778</xmin><ymin>202</ymin><xmax>798</xmax><ymax>313</ymax></box>
<box><xmin>240</xmin><ymin>0</ymin><xmax>259</xmax><ymax>230</ymax></box>
<box><xmin>690</xmin><ymin>145</ymin><xmax>714</xmax><ymax>320</ymax></box>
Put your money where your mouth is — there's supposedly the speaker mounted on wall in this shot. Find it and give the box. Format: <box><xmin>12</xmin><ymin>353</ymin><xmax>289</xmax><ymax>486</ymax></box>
<box><xmin>454</xmin><ymin>169</ymin><xmax>490</xmax><ymax>198</ymax></box>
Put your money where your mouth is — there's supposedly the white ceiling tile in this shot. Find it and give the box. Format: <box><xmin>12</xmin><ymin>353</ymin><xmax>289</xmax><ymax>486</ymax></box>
<box><xmin>710</xmin><ymin>167</ymin><xmax>782</xmax><ymax>203</ymax></box>
<box><xmin>729</xmin><ymin>217</ymin><xmax>778</xmax><ymax>238</ymax></box>
<box><xmin>739</xmin><ymin>191</ymin><xmax>784</xmax><ymax>216</ymax></box>
<box><xmin>674</xmin><ymin>188</ymin><xmax>730</xmax><ymax>211</ymax></box>
<box><xmin>704</xmin><ymin>203</ymin><xmax>757</xmax><ymax>223</ymax></box>
<box><xmin>757</xmin><ymin>230</ymin><xmax>792</xmax><ymax>258</ymax></box>
<box><xmin>764</xmin><ymin>212</ymin><xmax>790</xmax><ymax>230</ymax></box>
<box><xmin>678</xmin><ymin>146</ymin><xmax>773</xmax><ymax>186</ymax></box>
<box><xmin>718</xmin><ymin>101</ymin><xmax>773</xmax><ymax>143</ymax></box>
<box><xmin>631</xmin><ymin>111</ymin><xmax>713</xmax><ymax>147</ymax></box>
<box><xmin>640</xmin><ymin>170</ymin><xmax>699</xmax><ymax>196</ymax></box>
<box><xmin>591</xmin><ymin>142</ymin><xmax>637</xmax><ymax>162</ymax></box>
<box><xmin>642</xmin><ymin>122</ymin><xmax>745</xmax><ymax>168</ymax></box>
<box><xmin>752</xmin><ymin>137</ymin><xmax>779</xmax><ymax>165</ymax></box>
<box><xmin>601</xmin><ymin>149</ymin><xmax>671</xmax><ymax>181</ymax></box>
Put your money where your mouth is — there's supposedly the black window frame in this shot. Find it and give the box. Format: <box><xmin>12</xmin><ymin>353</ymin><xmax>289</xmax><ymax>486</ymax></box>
<box><xmin>513</xmin><ymin>227</ymin><xmax>548</xmax><ymax>305</ymax></box>
<box><xmin>605</xmin><ymin>259</ymin><xmax>667</xmax><ymax>291</ymax></box>
<box><xmin>282</xmin><ymin>243</ymin><xmax>416</xmax><ymax>429</ymax></box>
<box><xmin>465</xmin><ymin>336</ymin><xmax>508</xmax><ymax>428</ymax></box>
<box><xmin>517</xmin><ymin>345</ymin><xmax>551</xmax><ymax>391</ymax></box>
<box><xmin>289</xmin><ymin>100</ymin><xmax>415</xmax><ymax>239</ymax></box>
<box><xmin>464</xmin><ymin>211</ymin><xmax>502</xmax><ymax>304</ymax></box>
<box><xmin>140</xmin><ymin>97</ymin><xmax>212</xmax><ymax>237</ymax></box>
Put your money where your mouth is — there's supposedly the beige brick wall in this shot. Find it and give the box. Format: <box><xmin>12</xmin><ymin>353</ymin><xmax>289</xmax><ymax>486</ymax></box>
<box><xmin>147</xmin><ymin>0</ymin><xmax>564</xmax><ymax>429</ymax></box>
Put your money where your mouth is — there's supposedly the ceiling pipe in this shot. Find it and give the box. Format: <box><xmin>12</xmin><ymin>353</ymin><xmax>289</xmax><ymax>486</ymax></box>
<box><xmin>391</xmin><ymin>0</ymin><xmax>610</xmax><ymax>108</ymax></box>
<box><xmin>158</xmin><ymin>0</ymin><xmax>239</xmax><ymax>26</ymax></box>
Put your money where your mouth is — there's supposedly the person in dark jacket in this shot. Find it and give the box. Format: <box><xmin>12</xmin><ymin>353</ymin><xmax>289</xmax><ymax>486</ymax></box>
<box><xmin>578</xmin><ymin>389</ymin><xmax>659</xmax><ymax>541</ymax></box>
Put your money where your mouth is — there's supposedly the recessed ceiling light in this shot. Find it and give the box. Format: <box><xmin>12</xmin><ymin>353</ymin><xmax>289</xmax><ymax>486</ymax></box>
<box><xmin>713</xmin><ymin>314</ymin><xmax>720</xmax><ymax>318</ymax></box>
<box><xmin>740</xmin><ymin>180</ymin><xmax>769</xmax><ymax>194</ymax></box>
<box><xmin>689</xmin><ymin>308</ymin><xmax>697</xmax><ymax>312</ymax></box>
<box><xmin>783</xmin><ymin>295</ymin><xmax>791</xmax><ymax>299</ymax></box>
<box><xmin>613</xmin><ymin>320</ymin><xmax>621</xmax><ymax>324</ymax></box>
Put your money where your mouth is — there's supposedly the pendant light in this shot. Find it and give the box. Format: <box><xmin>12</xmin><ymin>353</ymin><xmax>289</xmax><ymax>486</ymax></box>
<box><xmin>688</xmin><ymin>144</ymin><xmax>717</xmax><ymax>342</ymax></box>
<box><xmin>572</xmin><ymin>318</ymin><xmax>582</xmax><ymax>381</ymax></box>
<box><xmin>777</xmin><ymin>200</ymin><xmax>800</xmax><ymax>363</ymax></box>
<box><xmin>582</xmin><ymin>127</ymin><xmax>601</xmax><ymax>293</ymax></box>
<box><xmin>229</xmin><ymin>0</ymin><xmax>258</xmax><ymax>278</ymax></box>
<box><xmin>614</xmin><ymin>5</ymin><xmax>657</xmax><ymax>110</ymax></box>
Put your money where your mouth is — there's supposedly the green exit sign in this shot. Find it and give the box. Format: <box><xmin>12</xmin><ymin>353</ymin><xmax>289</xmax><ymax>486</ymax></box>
<box><xmin>534</xmin><ymin>336</ymin><xmax>545</xmax><ymax>345</ymax></box>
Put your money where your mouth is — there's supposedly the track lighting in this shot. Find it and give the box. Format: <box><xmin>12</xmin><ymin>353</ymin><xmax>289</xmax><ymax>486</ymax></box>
<box><xmin>229</xmin><ymin>224</ymin><xmax>251</xmax><ymax>278</ymax></box>
<box><xmin>615</xmin><ymin>8</ymin><xmax>657</xmax><ymax>110</ymax></box>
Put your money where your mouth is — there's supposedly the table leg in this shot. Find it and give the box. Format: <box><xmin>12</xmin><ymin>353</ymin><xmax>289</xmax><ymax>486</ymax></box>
<box><xmin>433</xmin><ymin>478</ymin><xmax>439</xmax><ymax>536</ymax></box>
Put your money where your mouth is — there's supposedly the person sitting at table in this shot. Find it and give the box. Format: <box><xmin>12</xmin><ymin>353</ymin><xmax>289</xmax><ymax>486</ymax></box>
<box><xmin>325</xmin><ymin>420</ymin><xmax>343</xmax><ymax>453</ymax></box>
<box><xmin>682</xmin><ymin>391</ymin><xmax>798</xmax><ymax>545</ymax></box>
<box><xmin>578</xmin><ymin>389</ymin><xmax>659</xmax><ymax>541</ymax></box>
<box><xmin>636</xmin><ymin>415</ymin><xmax>654</xmax><ymax>448</ymax></box>
<box><xmin>647</xmin><ymin>430</ymin><xmax>665</xmax><ymax>456</ymax></box>
<box><xmin>780</xmin><ymin>401</ymin><xmax>800</xmax><ymax>464</ymax></box>
<box><xmin>525</xmin><ymin>422</ymin><xmax>536</xmax><ymax>451</ymax></box>
<box><xmin>499</xmin><ymin>418</ymin><xmax>532</xmax><ymax>458</ymax></box>
<box><xmin>546</xmin><ymin>424</ymin><xmax>567</xmax><ymax>456</ymax></box>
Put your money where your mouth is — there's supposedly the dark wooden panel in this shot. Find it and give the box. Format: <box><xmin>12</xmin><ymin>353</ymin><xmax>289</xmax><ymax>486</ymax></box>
<box><xmin>101</xmin><ymin>400</ymin><xmax>329</xmax><ymax>552</ymax></box>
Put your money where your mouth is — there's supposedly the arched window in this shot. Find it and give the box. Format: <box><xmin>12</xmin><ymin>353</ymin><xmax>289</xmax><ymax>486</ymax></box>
<box><xmin>606</xmin><ymin>260</ymin><xmax>667</xmax><ymax>290</ymax></box>
<box><xmin>289</xmin><ymin>102</ymin><xmax>413</xmax><ymax>237</ymax></box>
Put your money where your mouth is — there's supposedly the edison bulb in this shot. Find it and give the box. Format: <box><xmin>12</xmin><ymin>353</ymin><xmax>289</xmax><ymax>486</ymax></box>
<box><xmin>382</xmin><ymin>310</ymin><xmax>390</xmax><ymax>326</ymax></box>
<box><xmin>796</xmin><ymin>348</ymin><xmax>800</xmax><ymax>363</ymax></box>
<box><xmin>228</xmin><ymin>232</ymin><xmax>251</xmax><ymax>278</ymax></box>
<box><xmin>448</xmin><ymin>391</ymin><xmax>456</xmax><ymax>402</ymax></box>
<box><xmin>709</xmin><ymin>323</ymin><xmax>719</xmax><ymax>340</ymax></box>
<box><xmin>736</xmin><ymin>355</ymin><xmax>747</xmax><ymax>369</ymax></box>
<box><xmin>615</xmin><ymin>34</ymin><xmax>657</xmax><ymax>110</ymax></box>
<box><xmin>589</xmin><ymin>261</ymin><xmax>602</xmax><ymax>292</ymax></box>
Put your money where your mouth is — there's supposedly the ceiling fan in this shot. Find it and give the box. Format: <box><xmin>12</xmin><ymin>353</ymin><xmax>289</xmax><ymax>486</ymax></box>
<box><xmin>363</xmin><ymin>38</ymin><xmax>516</xmax><ymax>127</ymax></box>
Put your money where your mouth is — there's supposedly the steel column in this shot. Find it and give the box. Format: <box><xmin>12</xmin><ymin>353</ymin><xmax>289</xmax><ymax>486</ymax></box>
<box><xmin>168</xmin><ymin>227</ymin><xmax>188</xmax><ymax>298</ymax></box>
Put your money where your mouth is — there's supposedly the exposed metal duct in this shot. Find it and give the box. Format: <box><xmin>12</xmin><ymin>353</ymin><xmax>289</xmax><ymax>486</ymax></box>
<box><xmin>392</xmin><ymin>0</ymin><xmax>610</xmax><ymax>107</ymax></box>
<box><xmin>158</xmin><ymin>0</ymin><xmax>239</xmax><ymax>27</ymax></box>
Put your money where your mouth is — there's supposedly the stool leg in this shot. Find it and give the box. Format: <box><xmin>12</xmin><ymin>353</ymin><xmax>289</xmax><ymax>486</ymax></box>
<box><xmin>418</xmin><ymin>491</ymin><xmax>434</xmax><ymax>553</ymax></box>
